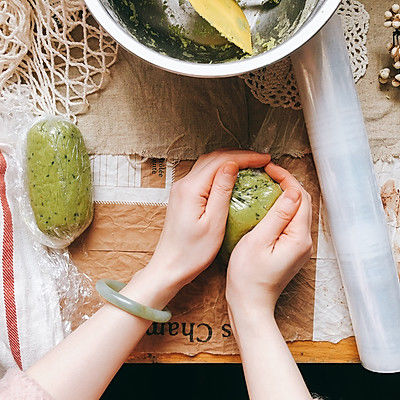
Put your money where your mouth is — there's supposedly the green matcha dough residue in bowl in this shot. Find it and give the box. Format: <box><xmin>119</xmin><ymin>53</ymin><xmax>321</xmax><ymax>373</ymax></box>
<box><xmin>220</xmin><ymin>168</ymin><xmax>282</xmax><ymax>263</ymax></box>
<box><xmin>27</xmin><ymin>118</ymin><xmax>93</xmax><ymax>243</ymax></box>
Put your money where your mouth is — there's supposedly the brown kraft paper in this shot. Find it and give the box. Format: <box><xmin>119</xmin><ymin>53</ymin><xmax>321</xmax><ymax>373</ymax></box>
<box><xmin>69</xmin><ymin>155</ymin><xmax>320</xmax><ymax>356</ymax></box>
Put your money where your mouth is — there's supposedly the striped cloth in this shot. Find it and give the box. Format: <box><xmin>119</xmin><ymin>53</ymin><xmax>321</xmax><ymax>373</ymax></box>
<box><xmin>0</xmin><ymin>147</ymin><xmax>64</xmax><ymax>375</ymax></box>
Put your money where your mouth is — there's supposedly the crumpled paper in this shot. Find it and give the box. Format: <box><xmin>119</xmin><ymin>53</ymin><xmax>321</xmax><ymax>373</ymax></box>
<box><xmin>69</xmin><ymin>155</ymin><xmax>320</xmax><ymax>355</ymax></box>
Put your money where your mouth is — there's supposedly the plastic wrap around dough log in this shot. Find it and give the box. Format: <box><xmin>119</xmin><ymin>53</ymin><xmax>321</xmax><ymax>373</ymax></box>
<box><xmin>292</xmin><ymin>15</ymin><xmax>400</xmax><ymax>372</ymax></box>
<box><xmin>220</xmin><ymin>168</ymin><xmax>282</xmax><ymax>263</ymax></box>
<box><xmin>26</xmin><ymin>118</ymin><xmax>93</xmax><ymax>249</ymax></box>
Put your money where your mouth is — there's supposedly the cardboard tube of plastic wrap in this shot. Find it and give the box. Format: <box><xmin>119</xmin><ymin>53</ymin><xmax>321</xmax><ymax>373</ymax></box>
<box><xmin>292</xmin><ymin>15</ymin><xmax>400</xmax><ymax>372</ymax></box>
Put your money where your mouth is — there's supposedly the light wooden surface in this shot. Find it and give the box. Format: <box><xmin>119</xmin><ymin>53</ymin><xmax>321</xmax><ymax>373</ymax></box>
<box><xmin>127</xmin><ymin>337</ymin><xmax>359</xmax><ymax>364</ymax></box>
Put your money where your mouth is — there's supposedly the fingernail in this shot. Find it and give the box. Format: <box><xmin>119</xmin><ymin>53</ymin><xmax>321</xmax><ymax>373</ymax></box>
<box><xmin>283</xmin><ymin>188</ymin><xmax>301</xmax><ymax>203</ymax></box>
<box><xmin>223</xmin><ymin>162</ymin><xmax>239</xmax><ymax>176</ymax></box>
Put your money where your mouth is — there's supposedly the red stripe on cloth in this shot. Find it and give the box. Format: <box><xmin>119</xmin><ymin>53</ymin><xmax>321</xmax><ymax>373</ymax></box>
<box><xmin>0</xmin><ymin>152</ymin><xmax>22</xmax><ymax>369</ymax></box>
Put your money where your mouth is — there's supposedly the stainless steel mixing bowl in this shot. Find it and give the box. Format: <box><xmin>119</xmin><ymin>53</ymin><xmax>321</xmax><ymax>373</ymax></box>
<box><xmin>85</xmin><ymin>0</ymin><xmax>340</xmax><ymax>77</ymax></box>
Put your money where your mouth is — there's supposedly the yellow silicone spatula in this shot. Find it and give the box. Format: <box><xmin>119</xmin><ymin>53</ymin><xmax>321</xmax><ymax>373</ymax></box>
<box><xmin>187</xmin><ymin>0</ymin><xmax>253</xmax><ymax>54</ymax></box>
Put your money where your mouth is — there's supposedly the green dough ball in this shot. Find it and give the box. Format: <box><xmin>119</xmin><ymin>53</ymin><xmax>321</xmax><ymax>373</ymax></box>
<box><xmin>220</xmin><ymin>168</ymin><xmax>282</xmax><ymax>262</ymax></box>
<box><xmin>27</xmin><ymin>118</ymin><xmax>93</xmax><ymax>244</ymax></box>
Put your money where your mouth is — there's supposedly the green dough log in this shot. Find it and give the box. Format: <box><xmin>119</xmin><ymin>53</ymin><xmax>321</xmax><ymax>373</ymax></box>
<box><xmin>27</xmin><ymin>118</ymin><xmax>93</xmax><ymax>243</ymax></box>
<box><xmin>220</xmin><ymin>168</ymin><xmax>282</xmax><ymax>262</ymax></box>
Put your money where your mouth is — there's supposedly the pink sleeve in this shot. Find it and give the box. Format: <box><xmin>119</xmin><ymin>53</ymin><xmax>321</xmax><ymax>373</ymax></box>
<box><xmin>0</xmin><ymin>368</ymin><xmax>53</xmax><ymax>399</ymax></box>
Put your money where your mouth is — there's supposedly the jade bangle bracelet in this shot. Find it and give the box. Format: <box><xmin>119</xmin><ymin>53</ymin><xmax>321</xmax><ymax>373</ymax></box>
<box><xmin>96</xmin><ymin>279</ymin><xmax>172</xmax><ymax>323</ymax></box>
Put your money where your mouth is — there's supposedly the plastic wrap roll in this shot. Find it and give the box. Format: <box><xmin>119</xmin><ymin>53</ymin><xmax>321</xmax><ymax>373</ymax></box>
<box><xmin>292</xmin><ymin>15</ymin><xmax>400</xmax><ymax>372</ymax></box>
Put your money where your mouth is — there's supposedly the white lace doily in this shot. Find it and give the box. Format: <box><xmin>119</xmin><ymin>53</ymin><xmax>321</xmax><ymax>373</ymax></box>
<box><xmin>0</xmin><ymin>0</ymin><xmax>118</xmax><ymax>119</ymax></box>
<box><xmin>241</xmin><ymin>0</ymin><xmax>370</xmax><ymax>110</ymax></box>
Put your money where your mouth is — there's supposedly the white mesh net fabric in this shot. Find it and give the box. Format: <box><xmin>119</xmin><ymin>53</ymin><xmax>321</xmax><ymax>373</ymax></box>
<box><xmin>241</xmin><ymin>0</ymin><xmax>370</xmax><ymax>110</ymax></box>
<box><xmin>0</xmin><ymin>0</ymin><xmax>118</xmax><ymax>119</ymax></box>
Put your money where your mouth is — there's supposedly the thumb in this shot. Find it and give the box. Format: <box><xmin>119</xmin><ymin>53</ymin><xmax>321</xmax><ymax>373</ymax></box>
<box><xmin>249</xmin><ymin>188</ymin><xmax>301</xmax><ymax>246</ymax></box>
<box><xmin>204</xmin><ymin>161</ymin><xmax>239</xmax><ymax>225</ymax></box>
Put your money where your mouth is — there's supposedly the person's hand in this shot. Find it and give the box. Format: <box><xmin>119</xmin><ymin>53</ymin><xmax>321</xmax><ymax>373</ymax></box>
<box><xmin>226</xmin><ymin>162</ymin><xmax>313</xmax><ymax>316</ymax></box>
<box><xmin>148</xmin><ymin>150</ymin><xmax>271</xmax><ymax>291</ymax></box>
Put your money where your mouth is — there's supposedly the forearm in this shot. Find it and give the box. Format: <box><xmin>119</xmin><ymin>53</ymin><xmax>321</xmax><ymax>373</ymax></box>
<box><xmin>27</xmin><ymin>261</ymin><xmax>179</xmax><ymax>400</ymax></box>
<box><xmin>228</xmin><ymin>306</ymin><xmax>311</xmax><ymax>400</ymax></box>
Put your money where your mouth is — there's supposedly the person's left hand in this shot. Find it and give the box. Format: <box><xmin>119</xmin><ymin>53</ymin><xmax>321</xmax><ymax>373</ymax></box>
<box><xmin>148</xmin><ymin>150</ymin><xmax>270</xmax><ymax>290</ymax></box>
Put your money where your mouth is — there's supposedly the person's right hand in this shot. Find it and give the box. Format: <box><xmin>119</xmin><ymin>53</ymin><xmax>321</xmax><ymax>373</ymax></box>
<box><xmin>147</xmin><ymin>150</ymin><xmax>270</xmax><ymax>292</ymax></box>
<box><xmin>226</xmin><ymin>162</ymin><xmax>313</xmax><ymax>315</ymax></box>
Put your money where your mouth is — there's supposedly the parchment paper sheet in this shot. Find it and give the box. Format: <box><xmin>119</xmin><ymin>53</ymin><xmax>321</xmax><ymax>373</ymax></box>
<box><xmin>70</xmin><ymin>155</ymin><xmax>320</xmax><ymax>355</ymax></box>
